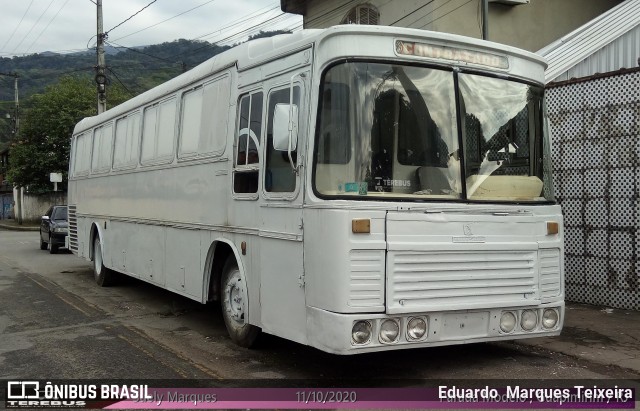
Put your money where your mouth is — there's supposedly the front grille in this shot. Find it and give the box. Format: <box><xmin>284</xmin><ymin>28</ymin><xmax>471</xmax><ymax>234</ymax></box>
<box><xmin>539</xmin><ymin>248</ymin><xmax>561</xmax><ymax>299</ymax></box>
<box><xmin>348</xmin><ymin>250</ymin><xmax>385</xmax><ymax>308</ymax></box>
<box><xmin>387</xmin><ymin>250</ymin><xmax>538</xmax><ymax>312</ymax></box>
<box><xmin>68</xmin><ymin>205</ymin><xmax>78</xmax><ymax>254</ymax></box>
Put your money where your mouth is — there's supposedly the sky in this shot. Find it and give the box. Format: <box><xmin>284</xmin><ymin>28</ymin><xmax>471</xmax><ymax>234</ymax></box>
<box><xmin>0</xmin><ymin>0</ymin><xmax>302</xmax><ymax>58</ymax></box>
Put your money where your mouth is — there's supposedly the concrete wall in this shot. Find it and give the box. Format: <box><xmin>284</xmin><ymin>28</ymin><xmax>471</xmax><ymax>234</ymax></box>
<box><xmin>300</xmin><ymin>0</ymin><xmax>623</xmax><ymax>52</ymax></box>
<box><xmin>13</xmin><ymin>188</ymin><xmax>67</xmax><ymax>224</ymax></box>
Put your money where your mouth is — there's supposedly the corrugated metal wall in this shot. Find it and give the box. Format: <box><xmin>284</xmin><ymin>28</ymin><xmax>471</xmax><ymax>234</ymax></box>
<box><xmin>547</xmin><ymin>70</ymin><xmax>639</xmax><ymax>310</ymax></box>
<box><xmin>550</xmin><ymin>25</ymin><xmax>640</xmax><ymax>83</ymax></box>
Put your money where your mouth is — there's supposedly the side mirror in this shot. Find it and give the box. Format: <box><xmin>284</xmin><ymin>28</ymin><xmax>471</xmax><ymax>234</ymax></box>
<box><xmin>273</xmin><ymin>103</ymin><xmax>298</xmax><ymax>152</ymax></box>
<box><xmin>42</xmin><ymin>216</ymin><xmax>50</xmax><ymax>221</ymax></box>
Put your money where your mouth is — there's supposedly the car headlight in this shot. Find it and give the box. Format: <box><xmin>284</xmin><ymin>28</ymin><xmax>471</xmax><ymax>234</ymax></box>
<box><xmin>407</xmin><ymin>317</ymin><xmax>427</xmax><ymax>341</ymax></box>
<box><xmin>520</xmin><ymin>310</ymin><xmax>538</xmax><ymax>331</ymax></box>
<box><xmin>379</xmin><ymin>319</ymin><xmax>400</xmax><ymax>344</ymax></box>
<box><xmin>352</xmin><ymin>321</ymin><xmax>372</xmax><ymax>345</ymax></box>
<box><xmin>500</xmin><ymin>311</ymin><xmax>517</xmax><ymax>333</ymax></box>
<box><xmin>53</xmin><ymin>227</ymin><xmax>67</xmax><ymax>233</ymax></box>
<box><xmin>542</xmin><ymin>309</ymin><xmax>559</xmax><ymax>329</ymax></box>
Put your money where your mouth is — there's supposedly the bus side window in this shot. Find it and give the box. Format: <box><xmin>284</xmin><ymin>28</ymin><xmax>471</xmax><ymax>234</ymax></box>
<box><xmin>234</xmin><ymin>92</ymin><xmax>263</xmax><ymax>194</ymax></box>
<box><xmin>265</xmin><ymin>86</ymin><xmax>300</xmax><ymax>193</ymax></box>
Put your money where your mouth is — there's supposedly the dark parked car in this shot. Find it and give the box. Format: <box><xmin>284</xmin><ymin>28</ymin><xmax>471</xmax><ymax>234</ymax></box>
<box><xmin>40</xmin><ymin>205</ymin><xmax>68</xmax><ymax>254</ymax></box>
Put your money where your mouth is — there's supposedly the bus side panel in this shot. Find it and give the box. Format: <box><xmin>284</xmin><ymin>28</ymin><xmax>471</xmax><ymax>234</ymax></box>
<box><xmin>105</xmin><ymin>220</ymin><xmax>140</xmax><ymax>278</ymax></box>
<box><xmin>259</xmin><ymin>220</ymin><xmax>306</xmax><ymax>345</ymax></box>
<box><xmin>76</xmin><ymin>215</ymin><xmax>89</xmax><ymax>260</ymax></box>
<box><xmin>165</xmin><ymin>228</ymin><xmax>203</xmax><ymax>299</ymax></box>
<box><xmin>105</xmin><ymin>220</ymin><xmax>165</xmax><ymax>283</ymax></box>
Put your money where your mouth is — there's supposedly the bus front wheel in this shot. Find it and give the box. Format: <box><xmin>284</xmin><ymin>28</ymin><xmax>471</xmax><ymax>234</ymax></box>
<box><xmin>93</xmin><ymin>236</ymin><xmax>116</xmax><ymax>287</ymax></box>
<box><xmin>221</xmin><ymin>257</ymin><xmax>260</xmax><ymax>348</ymax></box>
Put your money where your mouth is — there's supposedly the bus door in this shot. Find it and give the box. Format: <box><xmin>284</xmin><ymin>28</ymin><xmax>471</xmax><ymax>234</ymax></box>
<box><xmin>259</xmin><ymin>69</ymin><xmax>308</xmax><ymax>344</ymax></box>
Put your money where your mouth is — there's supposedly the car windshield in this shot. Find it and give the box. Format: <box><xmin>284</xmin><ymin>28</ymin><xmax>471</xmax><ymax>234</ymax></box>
<box><xmin>52</xmin><ymin>207</ymin><xmax>68</xmax><ymax>221</ymax></box>
<box><xmin>313</xmin><ymin>62</ymin><xmax>554</xmax><ymax>202</ymax></box>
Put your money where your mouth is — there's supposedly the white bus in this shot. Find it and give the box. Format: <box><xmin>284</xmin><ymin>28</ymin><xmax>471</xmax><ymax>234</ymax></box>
<box><xmin>69</xmin><ymin>25</ymin><xmax>564</xmax><ymax>354</ymax></box>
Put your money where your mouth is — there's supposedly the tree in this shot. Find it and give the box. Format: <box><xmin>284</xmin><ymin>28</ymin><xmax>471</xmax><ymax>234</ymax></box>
<box><xmin>6</xmin><ymin>76</ymin><xmax>128</xmax><ymax>193</ymax></box>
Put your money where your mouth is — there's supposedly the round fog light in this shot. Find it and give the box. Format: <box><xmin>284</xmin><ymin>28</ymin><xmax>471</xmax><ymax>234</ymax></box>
<box><xmin>500</xmin><ymin>311</ymin><xmax>517</xmax><ymax>333</ymax></box>
<box><xmin>521</xmin><ymin>310</ymin><xmax>538</xmax><ymax>331</ymax></box>
<box><xmin>352</xmin><ymin>321</ymin><xmax>372</xmax><ymax>345</ymax></box>
<box><xmin>542</xmin><ymin>309</ymin><xmax>559</xmax><ymax>329</ymax></box>
<box><xmin>407</xmin><ymin>317</ymin><xmax>427</xmax><ymax>341</ymax></box>
<box><xmin>379</xmin><ymin>319</ymin><xmax>400</xmax><ymax>344</ymax></box>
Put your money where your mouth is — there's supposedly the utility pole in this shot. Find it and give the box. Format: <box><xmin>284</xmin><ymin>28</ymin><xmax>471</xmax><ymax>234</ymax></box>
<box><xmin>482</xmin><ymin>0</ymin><xmax>489</xmax><ymax>40</ymax></box>
<box><xmin>0</xmin><ymin>72</ymin><xmax>18</xmax><ymax>136</ymax></box>
<box><xmin>13</xmin><ymin>74</ymin><xmax>19</xmax><ymax>135</ymax></box>
<box><xmin>96</xmin><ymin>0</ymin><xmax>107</xmax><ymax>114</ymax></box>
<box><xmin>0</xmin><ymin>71</ymin><xmax>21</xmax><ymax>224</ymax></box>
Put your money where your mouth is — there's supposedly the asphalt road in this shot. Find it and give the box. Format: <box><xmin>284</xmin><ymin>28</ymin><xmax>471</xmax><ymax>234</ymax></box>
<box><xmin>0</xmin><ymin>229</ymin><xmax>636</xmax><ymax>384</ymax></box>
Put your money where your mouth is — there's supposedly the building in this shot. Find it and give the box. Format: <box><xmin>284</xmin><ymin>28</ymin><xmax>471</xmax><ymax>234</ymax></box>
<box><xmin>280</xmin><ymin>0</ymin><xmax>623</xmax><ymax>52</ymax></box>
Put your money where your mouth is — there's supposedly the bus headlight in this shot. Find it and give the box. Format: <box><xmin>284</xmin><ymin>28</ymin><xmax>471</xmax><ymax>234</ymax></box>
<box><xmin>542</xmin><ymin>309</ymin><xmax>559</xmax><ymax>329</ymax></box>
<box><xmin>379</xmin><ymin>319</ymin><xmax>399</xmax><ymax>344</ymax></box>
<box><xmin>407</xmin><ymin>317</ymin><xmax>427</xmax><ymax>341</ymax></box>
<box><xmin>520</xmin><ymin>310</ymin><xmax>538</xmax><ymax>331</ymax></box>
<box><xmin>352</xmin><ymin>321</ymin><xmax>372</xmax><ymax>345</ymax></box>
<box><xmin>500</xmin><ymin>311</ymin><xmax>516</xmax><ymax>333</ymax></box>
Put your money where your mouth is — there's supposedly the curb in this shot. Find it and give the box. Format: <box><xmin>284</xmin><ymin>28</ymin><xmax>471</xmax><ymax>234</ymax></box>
<box><xmin>0</xmin><ymin>222</ymin><xmax>39</xmax><ymax>232</ymax></box>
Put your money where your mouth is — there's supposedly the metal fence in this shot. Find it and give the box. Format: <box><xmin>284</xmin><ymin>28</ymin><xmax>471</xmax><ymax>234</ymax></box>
<box><xmin>547</xmin><ymin>69</ymin><xmax>639</xmax><ymax>310</ymax></box>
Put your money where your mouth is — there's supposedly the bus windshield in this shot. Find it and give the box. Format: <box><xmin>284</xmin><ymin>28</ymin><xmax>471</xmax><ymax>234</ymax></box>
<box><xmin>313</xmin><ymin>62</ymin><xmax>554</xmax><ymax>202</ymax></box>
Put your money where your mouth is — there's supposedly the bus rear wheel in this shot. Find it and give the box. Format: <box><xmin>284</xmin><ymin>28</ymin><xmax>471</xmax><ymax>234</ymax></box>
<box><xmin>221</xmin><ymin>257</ymin><xmax>260</xmax><ymax>348</ymax></box>
<box><xmin>93</xmin><ymin>236</ymin><xmax>116</xmax><ymax>287</ymax></box>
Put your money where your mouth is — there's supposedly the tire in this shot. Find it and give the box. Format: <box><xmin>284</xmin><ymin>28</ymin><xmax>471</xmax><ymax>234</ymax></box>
<box><xmin>220</xmin><ymin>257</ymin><xmax>260</xmax><ymax>348</ymax></box>
<box><xmin>40</xmin><ymin>236</ymin><xmax>47</xmax><ymax>250</ymax></box>
<box><xmin>93</xmin><ymin>236</ymin><xmax>116</xmax><ymax>286</ymax></box>
<box><xmin>48</xmin><ymin>234</ymin><xmax>58</xmax><ymax>254</ymax></box>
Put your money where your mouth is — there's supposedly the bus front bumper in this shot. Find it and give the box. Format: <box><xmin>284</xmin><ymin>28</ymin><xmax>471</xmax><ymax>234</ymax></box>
<box><xmin>306</xmin><ymin>303</ymin><xmax>564</xmax><ymax>355</ymax></box>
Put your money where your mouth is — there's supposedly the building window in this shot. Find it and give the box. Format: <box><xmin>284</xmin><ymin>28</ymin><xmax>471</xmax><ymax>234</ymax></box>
<box><xmin>342</xmin><ymin>4</ymin><xmax>379</xmax><ymax>25</ymax></box>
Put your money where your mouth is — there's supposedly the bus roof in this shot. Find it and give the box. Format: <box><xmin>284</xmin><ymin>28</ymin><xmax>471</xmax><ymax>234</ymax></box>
<box><xmin>74</xmin><ymin>25</ymin><xmax>546</xmax><ymax>135</ymax></box>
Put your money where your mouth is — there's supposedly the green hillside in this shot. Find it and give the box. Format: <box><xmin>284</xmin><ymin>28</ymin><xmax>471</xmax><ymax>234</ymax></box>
<box><xmin>0</xmin><ymin>31</ymin><xmax>290</xmax><ymax>146</ymax></box>
<box><xmin>0</xmin><ymin>39</ymin><xmax>229</xmax><ymax>110</ymax></box>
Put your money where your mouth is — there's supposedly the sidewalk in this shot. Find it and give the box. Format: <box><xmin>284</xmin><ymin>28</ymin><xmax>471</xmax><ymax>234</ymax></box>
<box><xmin>0</xmin><ymin>219</ymin><xmax>39</xmax><ymax>231</ymax></box>
<box><xmin>515</xmin><ymin>302</ymin><xmax>640</xmax><ymax>375</ymax></box>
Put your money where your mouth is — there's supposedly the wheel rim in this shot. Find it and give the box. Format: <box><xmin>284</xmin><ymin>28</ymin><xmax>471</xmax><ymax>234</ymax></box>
<box><xmin>224</xmin><ymin>269</ymin><xmax>246</xmax><ymax>325</ymax></box>
<box><xmin>94</xmin><ymin>239</ymin><xmax>102</xmax><ymax>276</ymax></box>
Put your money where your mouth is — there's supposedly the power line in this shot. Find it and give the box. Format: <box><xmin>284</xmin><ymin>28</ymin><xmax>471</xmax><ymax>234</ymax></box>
<box><xmin>1</xmin><ymin>0</ymin><xmax>35</xmax><ymax>52</ymax></box>
<box><xmin>111</xmin><ymin>0</ymin><xmax>220</xmax><ymax>42</ymax></box>
<box><xmin>0</xmin><ymin>47</ymin><xmax>90</xmax><ymax>57</ymax></box>
<box><xmin>106</xmin><ymin>0</ymin><xmax>158</xmax><ymax>35</ymax></box>
<box><xmin>215</xmin><ymin>14</ymin><xmax>294</xmax><ymax>47</ymax></box>
<box><xmin>25</xmin><ymin>0</ymin><xmax>72</xmax><ymax>54</ymax></box>
<box><xmin>106</xmin><ymin>2</ymin><xmax>284</xmax><ymax>65</ymax></box>
<box><xmin>113</xmin><ymin>5</ymin><xmax>295</xmax><ymax>64</ymax></box>
<box><xmin>11</xmin><ymin>0</ymin><xmax>57</xmax><ymax>54</ymax></box>
<box><xmin>169</xmin><ymin>12</ymin><xmax>290</xmax><ymax>60</ymax></box>
<box><xmin>105</xmin><ymin>40</ymin><xmax>180</xmax><ymax>65</ymax></box>
<box><xmin>19</xmin><ymin>66</ymin><xmax>95</xmax><ymax>83</ymax></box>
<box><xmin>419</xmin><ymin>0</ymin><xmax>474</xmax><ymax>29</ymax></box>
<box><xmin>191</xmin><ymin>5</ymin><xmax>280</xmax><ymax>42</ymax></box>
<box><xmin>390</xmin><ymin>0</ymin><xmax>435</xmax><ymax>26</ymax></box>
<box><xmin>106</xmin><ymin>67</ymin><xmax>134</xmax><ymax>97</ymax></box>
<box><xmin>303</xmin><ymin>0</ymin><xmax>359</xmax><ymax>27</ymax></box>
